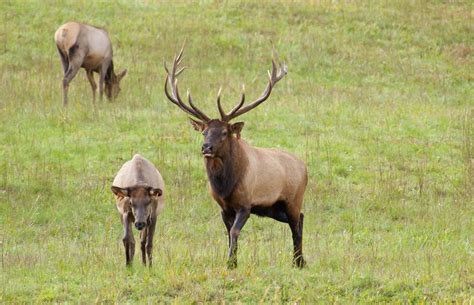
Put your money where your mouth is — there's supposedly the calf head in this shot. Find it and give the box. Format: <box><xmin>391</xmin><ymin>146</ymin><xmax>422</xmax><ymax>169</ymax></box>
<box><xmin>111</xmin><ymin>186</ymin><xmax>162</xmax><ymax>230</ymax></box>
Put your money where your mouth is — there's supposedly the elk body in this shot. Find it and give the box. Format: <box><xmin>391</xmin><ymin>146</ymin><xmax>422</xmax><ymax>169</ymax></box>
<box><xmin>164</xmin><ymin>48</ymin><xmax>307</xmax><ymax>268</ymax></box>
<box><xmin>54</xmin><ymin>22</ymin><xmax>127</xmax><ymax>106</ymax></box>
<box><xmin>111</xmin><ymin>154</ymin><xmax>164</xmax><ymax>266</ymax></box>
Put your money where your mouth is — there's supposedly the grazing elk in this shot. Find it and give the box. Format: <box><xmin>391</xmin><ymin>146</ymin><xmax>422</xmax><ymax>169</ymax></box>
<box><xmin>163</xmin><ymin>47</ymin><xmax>308</xmax><ymax>268</ymax></box>
<box><xmin>54</xmin><ymin>22</ymin><xmax>127</xmax><ymax>106</ymax></box>
<box><xmin>111</xmin><ymin>154</ymin><xmax>164</xmax><ymax>266</ymax></box>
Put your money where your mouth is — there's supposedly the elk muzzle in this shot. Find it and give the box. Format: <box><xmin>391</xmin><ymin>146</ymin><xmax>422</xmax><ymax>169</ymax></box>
<box><xmin>202</xmin><ymin>143</ymin><xmax>214</xmax><ymax>157</ymax></box>
<box><xmin>135</xmin><ymin>221</ymin><xmax>146</xmax><ymax>230</ymax></box>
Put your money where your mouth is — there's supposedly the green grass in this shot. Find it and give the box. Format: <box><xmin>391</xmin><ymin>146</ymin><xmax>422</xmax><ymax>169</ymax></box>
<box><xmin>1</xmin><ymin>0</ymin><xmax>472</xmax><ymax>303</ymax></box>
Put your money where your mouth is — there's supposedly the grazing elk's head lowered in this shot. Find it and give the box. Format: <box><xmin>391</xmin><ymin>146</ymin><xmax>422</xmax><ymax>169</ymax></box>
<box><xmin>164</xmin><ymin>46</ymin><xmax>308</xmax><ymax>269</ymax></box>
<box><xmin>54</xmin><ymin>22</ymin><xmax>127</xmax><ymax>106</ymax></box>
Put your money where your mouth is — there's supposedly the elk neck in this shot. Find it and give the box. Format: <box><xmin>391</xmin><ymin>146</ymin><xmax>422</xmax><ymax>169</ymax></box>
<box><xmin>205</xmin><ymin>136</ymin><xmax>248</xmax><ymax>200</ymax></box>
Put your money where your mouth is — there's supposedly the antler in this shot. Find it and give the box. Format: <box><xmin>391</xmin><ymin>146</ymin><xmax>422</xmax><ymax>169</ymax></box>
<box><xmin>217</xmin><ymin>49</ymin><xmax>288</xmax><ymax>122</ymax></box>
<box><xmin>164</xmin><ymin>46</ymin><xmax>210</xmax><ymax>122</ymax></box>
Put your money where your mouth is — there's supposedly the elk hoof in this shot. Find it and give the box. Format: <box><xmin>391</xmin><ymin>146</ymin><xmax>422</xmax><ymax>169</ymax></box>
<box><xmin>293</xmin><ymin>257</ymin><xmax>306</xmax><ymax>269</ymax></box>
<box><xmin>227</xmin><ymin>258</ymin><xmax>238</xmax><ymax>270</ymax></box>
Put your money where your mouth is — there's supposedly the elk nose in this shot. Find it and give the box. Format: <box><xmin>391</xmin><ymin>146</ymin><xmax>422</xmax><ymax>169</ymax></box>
<box><xmin>202</xmin><ymin>143</ymin><xmax>213</xmax><ymax>153</ymax></box>
<box><xmin>135</xmin><ymin>222</ymin><xmax>145</xmax><ymax>230</ymax></box>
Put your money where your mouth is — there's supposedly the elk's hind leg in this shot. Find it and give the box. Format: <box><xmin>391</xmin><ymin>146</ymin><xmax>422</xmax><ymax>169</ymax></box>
<box><xmin>287</xmin><ymin>208</ymin><xmax>305</xmax><ymax>268</ymax></box>
<box><xmin>56</xmin><ymin>46</ymin><xmax>69</xmax><ymax>74</ymax></box>
<box><xmin>62</xmin><ymin>45</ymin><xmax>85</xmax><ymax>106</ymax></box>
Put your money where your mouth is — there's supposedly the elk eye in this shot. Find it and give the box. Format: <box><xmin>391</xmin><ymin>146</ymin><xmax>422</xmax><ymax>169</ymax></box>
<box><xmin>202</xmin><ymin>130</ymin><xmax>208</xmax><ymax>136</ymax></box>
<box><xmin>222</xmin><ymin>130</ymin><xmax>228</xmax><ymax>136</ymax></box>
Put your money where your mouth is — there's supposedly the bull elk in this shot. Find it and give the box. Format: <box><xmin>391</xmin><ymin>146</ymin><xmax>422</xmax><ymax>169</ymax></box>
<box><xmin>54</xmin><ymin>22</ymin><xmax>127</xmax><ymax>106</ymax></box>
<box><xmin>111</xmin><ymin>154</ymin><xmax>164</xmax><ymax>266</ymax></box>
<box><xmin>164</xmin><ymin>47</ymin><xmax>308</xmax><ymax>268</ymax></box>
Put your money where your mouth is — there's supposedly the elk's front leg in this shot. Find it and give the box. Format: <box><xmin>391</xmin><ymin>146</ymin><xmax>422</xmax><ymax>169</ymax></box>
<box><xmin>221</xmin><ymin>210</ymin><xmax>235</xmax><ymax>248</ymax></box>
<box><xmin>145</xmin><ymin>217</ymin><xmax>157</xmax><ymax>267</ymax></box>
<box><xmin>140</xmin><ymin>226</ymin><xmax>148</xmax><ymax>266</ymax></box>
<box><xmin>122</xmin><ymin>213</ymin><xmax>135</xmax><ymax>266</ymax></box>
<box><xmin>228</xmin><ymin>208</ymin><xmax>250</xmax><ymax>269</ymax></box>
<box><xmin>86</xmin><ymin>70</ymin><xmax>97</xmax><ymax>104</ymax></box>
<box><xmin>99</xmin><ymin>59</ymin><xmax>111</xmax><ymax>100</ymax></box>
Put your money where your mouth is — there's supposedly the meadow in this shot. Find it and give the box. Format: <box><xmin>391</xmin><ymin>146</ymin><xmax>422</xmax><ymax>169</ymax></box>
<box><xmin>0</xmin><ymin>0</ymin><xmax>472</xmax><ymax>303</ymax></box>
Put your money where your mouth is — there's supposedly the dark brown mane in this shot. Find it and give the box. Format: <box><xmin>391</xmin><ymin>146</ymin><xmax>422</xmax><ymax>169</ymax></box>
<box><xmin>206</xmin><ymin>138</ymin><xmax>248</xmax><ymax>199</ymax></box>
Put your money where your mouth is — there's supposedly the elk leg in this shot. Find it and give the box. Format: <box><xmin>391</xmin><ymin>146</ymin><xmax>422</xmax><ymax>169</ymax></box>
<box><xmin>62</xmin><ymin>65</ymin><xmax>80</xmax><ymax>107</ymax></box>
<box><xmin>145</xmin><ymin>217</ymin><xmax>157</xmax><ymax>267</ymax></box>
<box><xmin>288</xmin><ymin>212</ymin><xmax>305</xmax><ymax>268</ymax></box>
<box><xmin>140</xmin><ymin>226</ymin><xmax>148</xmax><ymax>266</ymax></box>
<box><xmin>228</xmin><ymin>208</ymin><xmax>250</xmax><ymax>269</ymax></box>
<box><xmin>99</xmin><ymin>59</ymin><xmax>111</xmax><ymax>100</ymax></box>
<box><xmin>56</xmin><ymin>46</ymin><xmax>69</xmax><ymax>74</ymax></box>
<box><xmin>62</xmin><ymin>48</ymin><xmax>85</xmax><ymax>106</ymax></box>
<box><xmin>86</xmin><ymin>70</ymin><xmax>97</xmax><ymax>104</ymax></box>
<box><xmin>122</xmin><ymin>213</ymin><xmax>134</xmax><ymax>266</ymax></box>
<box><xmin>221</xmin><ymin>210</ymin><xmax>235</xmax><ymax>248</ymax></box>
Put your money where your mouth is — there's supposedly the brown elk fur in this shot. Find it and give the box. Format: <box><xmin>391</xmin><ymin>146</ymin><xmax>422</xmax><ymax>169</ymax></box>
<box><xmin>164</xmin><ymin>48</ymin><xmax>308</xmax><ymax>268</ymax></box>
<box><xmin>111</xmin><ymin>154</ymin><xmax>164</xmax><ymax>267</ymax></box>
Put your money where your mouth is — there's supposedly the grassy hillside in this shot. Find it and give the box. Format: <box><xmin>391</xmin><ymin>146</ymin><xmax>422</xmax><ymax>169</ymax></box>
<box><xmin>0</xmin><ymin>0</ymin><xmax>472</xmax><ymax>303</ymax></box>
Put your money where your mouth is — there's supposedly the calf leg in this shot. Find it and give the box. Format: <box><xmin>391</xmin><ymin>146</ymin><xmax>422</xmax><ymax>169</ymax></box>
<box><xmin>121</xmin><ymin>213</ymin><xmax>135</xmax><ymax>266</ymax></box>
<box><xmin>145</xmin><ymin>217</ymin><xmax>157</xmax><ymax>267</ymax></box>
<box><xmin>228</xmin><ymin>208</ymin><xmax>250</xmax><ymax>269</ymax></box>
<box><xmin>140</xmin><ymin>226</ymin><xmax>148</xmax><ymax>266</ymax></box>
<box><xmin>85</xmin><ymin>70</ymin><xmax>97</xmax><ymax>104</ymax></box>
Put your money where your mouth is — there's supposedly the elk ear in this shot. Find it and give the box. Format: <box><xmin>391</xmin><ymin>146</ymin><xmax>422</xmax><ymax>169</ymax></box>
<box><xmin>111</xmin><ymin>186</ymin><xmax>129</xmax><ymax>197</ymax></box>
<box><xmin>189</xmin><ymin>118</ymin><xmax>206</xmax><ymax>132</ymax></box>
<box><xmin>148</xmin><ymin>187</ymin><xmax>163</xmax><ymax>197</ymax></box>
<box><xmin>118</xmin><ymin>69</ymin><xmax>127</xmax><ymax>81</ymax></box>
<box><xmin>231</xmin><ymin>122</ymin><xmax>244</xmax><ymax>138</ymax></box>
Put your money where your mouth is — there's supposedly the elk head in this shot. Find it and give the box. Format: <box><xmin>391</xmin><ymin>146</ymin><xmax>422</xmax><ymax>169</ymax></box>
<box><xmin>105</xmin><ymin>69</ymin><xmax>128</xmax><ymax>100</ymax></box>
<box><xmin>111</xmin><ymin>186</ymin><xmax>162</xmax><ymax>230</ymax></box>
<box><xmin>163</xmin><ymin>46</ymin><xmax>287</xmax><ymax>158</ymax></box>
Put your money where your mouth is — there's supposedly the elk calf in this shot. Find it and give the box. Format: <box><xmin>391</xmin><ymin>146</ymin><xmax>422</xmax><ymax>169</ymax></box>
<box><xmin>111</xmin><ymin>154</ymin><xmax>164</xmax><ymax>266</ymax></box>
<box><xmin>164</xmin><ymin>47</ymin><xmax>307</xmax><ymax>268</ymax></box>
<box><xmin>54</xmin><ymin>22</ymin><xmax>127</xmax><ymax>106</ymax></box>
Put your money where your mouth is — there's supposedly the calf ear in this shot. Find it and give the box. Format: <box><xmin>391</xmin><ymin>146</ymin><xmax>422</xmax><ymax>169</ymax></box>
<box><xmin>189</xmin><ymin>118</ymin><xmax>206</xmax><ymax>132</ymax></box>
<box><xmin>118</xmin><ymin>69</ymin><xmax>127</xmax><ymax>81</ymax></box>
<box><xmin>149</xmin><ymin>188</ymin><xmax>163</xmax><ymax>197</ymax></box>
<box><xmin>231</xmin><ymin>122</ymin><xmax>244</xmax><ymax>139</ymax></box>
<box><xmin>111</xmin><ymin>186</ymin><xmax>129</xmax><ymax>197</ymax></box>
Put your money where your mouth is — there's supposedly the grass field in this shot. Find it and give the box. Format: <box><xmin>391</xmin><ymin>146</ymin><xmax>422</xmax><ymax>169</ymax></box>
<box><xmin>1</xmin><ymin>0</ymin><xmax>472</xmax><ymax>303</ymax></box>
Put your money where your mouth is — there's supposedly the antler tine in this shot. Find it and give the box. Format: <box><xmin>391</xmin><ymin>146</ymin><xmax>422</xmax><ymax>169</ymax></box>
<box><xmin>164</xmin><ymin>76</ymin><xmax>179</xmax><ymax>107</ymax></box>
<box><xmin>224</xmin><ymin>51</ymin><xmax>287</xmax><ymax>121</ymax></box>
<box><xmin>226</xmin><ymin>84</ymin><xmax>246</xmax><ymax>119</ymax></box>
<box><xmin>188</xmin><ymin>90</ymin><xmax>210</xmax><ymax>121</ymax></box>
<box><xmin>163</xmin><ymin>46</ymin><xmax>210</xmax><ymax>122</ymax></box>
<box><xmin>216</xmin><ymin>87</ymin><xmax>227</xmax><ymax>120</ymax></box>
